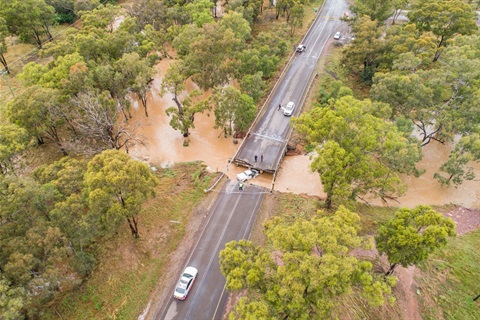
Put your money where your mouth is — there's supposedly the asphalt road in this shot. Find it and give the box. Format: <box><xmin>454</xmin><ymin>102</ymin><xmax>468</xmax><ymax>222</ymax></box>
<box><xmin>154</xmin><ymin>181</ymin><xmax>265</xmax><ymax>320</ymax></box>
<box><xmin>233</xmin><ymin>0</ymin><xmax>348</xmax><ymax>173</ymax></box>
<box><xmin>152</xmin><ymin>0</ymin><xmax>348</xmax><ymax>319</ymax></box>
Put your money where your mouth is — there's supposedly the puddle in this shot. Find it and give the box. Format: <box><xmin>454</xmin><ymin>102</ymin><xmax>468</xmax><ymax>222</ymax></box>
<box><xmin>129</xmin><ymin>60</ymin><xmax>480</xmax><ymax>209</ymax></box>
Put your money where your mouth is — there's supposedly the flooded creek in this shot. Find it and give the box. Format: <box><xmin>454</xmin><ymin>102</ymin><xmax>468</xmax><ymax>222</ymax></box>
<box><xmin>130</xmin><ymin>60</ymin><xmax>480</xmax><ymax>209</ymax></box>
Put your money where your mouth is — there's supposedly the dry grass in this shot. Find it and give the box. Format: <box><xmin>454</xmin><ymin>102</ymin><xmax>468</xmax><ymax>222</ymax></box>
<box><xmin>48</xmin><ymin>162</ymin><xmax>215</xmax><ymax>319</ymax></box>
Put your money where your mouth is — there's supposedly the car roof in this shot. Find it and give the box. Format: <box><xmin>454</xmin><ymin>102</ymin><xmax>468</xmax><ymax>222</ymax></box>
<box><xmin>184</xmin><ymin>266</ymin><xmax>198</xmax><ymax>276</ymax></box>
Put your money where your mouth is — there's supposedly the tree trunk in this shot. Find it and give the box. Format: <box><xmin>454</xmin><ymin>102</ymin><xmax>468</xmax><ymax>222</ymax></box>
<box><xmin>32</xmin><ymin>29</ymin><xmax>43</xmax><ymax>48</ymax></box>
<box><xmin>385</xmin><ymin>263</ymin><xmax>398</xmax><ymax>276</ymax></box>
<box><xmin>0</xmin><ymin>54</ymin><xmax>10</xmax><ymax>74</ymax></box>
<box><xmin>127</xmin><ymin>217</ymin><xmax>139</xmax><ymax>238</ymax></box>
<box><xmin>140</xmin><ymin>94</ymin><xmax>148</xmax><ymax>117</ymax></box>
<box><xmin>325</xmin><ymin>194</ymin><xmax>332</xmax><ymax>209</ymax></box>
<box><xmin>43</xmin><ymin>23</ymin><xmax>53</xmax><ymax>41</ymax></box>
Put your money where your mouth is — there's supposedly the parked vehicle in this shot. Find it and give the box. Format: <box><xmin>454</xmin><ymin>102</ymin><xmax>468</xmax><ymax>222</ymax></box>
<box><xmin>173</xmin><ymin>266</ymin><xmax>198</xmax><ymax>300</ymax></box>
<box><xmin>283</xmin><ymin>101</ymin><xmax>295</xmax><ymax>116</ymax></box>
<box><xmin>236</xmin><ymin>168</ymin><xmax>260</xmax><ymax>182</ymax></box>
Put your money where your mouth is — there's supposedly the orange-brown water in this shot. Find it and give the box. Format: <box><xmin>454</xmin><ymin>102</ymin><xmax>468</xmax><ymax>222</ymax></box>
<box><xmin>130</xmin><ymin>60</ymin><xmax>480</xmax><ymax>209</ymax></box>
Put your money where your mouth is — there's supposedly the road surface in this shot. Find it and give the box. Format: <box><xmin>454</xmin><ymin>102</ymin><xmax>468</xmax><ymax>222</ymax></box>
<box><xmin>153</xmin><ymin>181</ymin><xmax>265</xmax><ymax>319</ymax></box>
<box><xmin>233</xmin><ymin>0</ymin><xmax>348</xmax><ymax>173</ymax></box>
<box><xmin>151</xmin><ymin>0</ymin><xmax>348</xmax><ymax>318</ymax></box>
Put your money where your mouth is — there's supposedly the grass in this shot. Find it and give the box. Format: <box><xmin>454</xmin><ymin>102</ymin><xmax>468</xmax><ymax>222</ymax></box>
<box><xmin>48</xmin><ymin>162</ymin><xmax>216</xmax><ymax>319</ymax></box>
<box><xmin>253</xmin><ymin>192</ymin><xmax>480</xmax><ymax>320</ymax></box>
<box><xmin>417</xmin><ymin>230</ymin><xmax>480</xmax><ymax>320</ymax></box>
<box><xmin>0</xmin><ymin>24</ymin><xmax>74</xmax><ymax>111</ymax></box>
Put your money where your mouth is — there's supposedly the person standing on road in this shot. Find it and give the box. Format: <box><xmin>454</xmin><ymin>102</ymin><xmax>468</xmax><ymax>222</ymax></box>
<box><xmin>239</xmin><ymin>183</ymin><xmax>244</xmax><ymax>191</ymax></box>
<box><xmin>254</xmin><ymin>155</ymin><xmax>258</xmax><ymax>162</ymax></box>
<box><xmin>261</xmin><ymin>154</ymin><xmax>263</xmax><ymax>162</ymax></box>
<box><xmin>278</xmin><ymin>104</ymin><xmax>281</xmax><ymax>111</ymax></box>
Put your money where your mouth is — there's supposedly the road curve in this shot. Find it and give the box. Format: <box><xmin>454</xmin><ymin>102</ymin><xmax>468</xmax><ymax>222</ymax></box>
<box><xmin>153</xmin><ymin>180</ymin><xmax>265</xmax><ymax>320</ymax></box>
<box><xmin>233</xmin><ymin>0</ymin><xmax>349</xmax><ymax>173</ymax></box>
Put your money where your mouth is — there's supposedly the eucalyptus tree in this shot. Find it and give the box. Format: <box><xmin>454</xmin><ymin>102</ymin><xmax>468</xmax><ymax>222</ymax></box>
<box><xmin>6</xmin><ymin>86</ymin><xmax>69</xmax><ymax>155</ymax></box>
<box><xmin>161</xmin><ymin>60</ymin><xmax>209</xmax><ymax>137</ymax></box>
<box><xmin>220</xmin><ymin>206</ymin><xmax>396</xmax><ymax>319</ymax></box>
<box><xmin>295</xmin><ymin>95</ymin><xmax>422</xmax><ymax>208</ymax></box>
<box><xmin>376</xmin><ymin>205</ymin><xmax>456</xmax><ymax>276</ymax></box>
<box><xmin>407</xmin><ymin>0</ymin><xmax>477</xmax><ymax>62</ymax></box>
<box><xmin>211</xmin><ymin>85</ymin><xmax>257</xmax><ymax>137</ymax></box>
<box><xmin>0</xmin><ymin>0</ymin><xmax>56</xmax><ymax>48</ymax></box>
<box><xmin>84</xmin><ymin>149</ymin><xmax>158</xmax><ymax>238</ymax></box>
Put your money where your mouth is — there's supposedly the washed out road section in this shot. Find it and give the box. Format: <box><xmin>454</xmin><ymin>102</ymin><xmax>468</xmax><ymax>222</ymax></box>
<box><xmin>233</xmin><ymin>0</ymin><xmax>348</xmax><ymax>173</ymax></box>
<box><xmin>154</xmin><ymin>180</ymin><xmax>265</xmax><ymax>320</ymax></box>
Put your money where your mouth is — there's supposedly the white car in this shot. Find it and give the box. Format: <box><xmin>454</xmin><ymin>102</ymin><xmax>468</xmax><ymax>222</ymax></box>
<box><xmin>236</xmin><ymin>168</ymin><xmax>260</xmax><ymax>182</ymax></box>
<box><xmin>296</xmin><ymin>44</ymin><xmax>306</xmax><ymax>52</ymax></box>
<box><xmin>173</xmin><ymin>266</ymin><xmax>198</xmax><ymax>300</ymax></box>
<box><xmin>334</xmin><ymin>32</ymin><xmax>341</xmax><ymax>40</ymax></box>
<box><xmin>283</xmin><ymin>101</ymin><xmax>295</xmax><ymax>116</ymax></box>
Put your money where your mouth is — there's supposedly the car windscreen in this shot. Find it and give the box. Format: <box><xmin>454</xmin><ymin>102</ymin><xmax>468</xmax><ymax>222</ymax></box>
<box><xmin>175</xmin><ymin>287</ymin><xmax>186</xmax><ymax>294</ymax></box>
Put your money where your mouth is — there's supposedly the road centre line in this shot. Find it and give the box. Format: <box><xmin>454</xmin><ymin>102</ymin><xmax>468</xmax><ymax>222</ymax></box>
<box><xmin>184</xmin><ymin>185</ymin><xmax>244</xmax><ymax>319</ymax></box>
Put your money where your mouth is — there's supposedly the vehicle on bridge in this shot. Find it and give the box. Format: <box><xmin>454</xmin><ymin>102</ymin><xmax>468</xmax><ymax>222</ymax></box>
<box><xmin>283</xmin><ymin>101</ymin><xmax>295</xmax><ymax>116</ymax></box>
<box><xmin>236</xmin><ymin>168</ymin><xmax>260</xmax><ymax>182</ymax></box>
<box><xmin>173</xmin><ymin>266</ymin><xmax>198</xmax><ymax>300</ymax></box>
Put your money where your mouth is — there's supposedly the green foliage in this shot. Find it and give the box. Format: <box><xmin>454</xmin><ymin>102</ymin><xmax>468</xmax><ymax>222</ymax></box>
<box><xmin>375</xmin><ymin>205</ymin><xmax>456</xmax><ymax>276</ymax></box>
<box><xmin>0</xmin><ymin>278</ymin><xmax>25</xmax><ymax>320</ymax></box>
<box><xmin>370</xmin><ymin>31</ymin><xmax>480</xmax><ymax>179</ymax></box>
<box><xmin>79</xmin><ymin>3</ymin><xmax>120</xmax><ymax>32</ymax></box>
<box><xmin>315</xmin><ymin>78</ymin><xmax>353</xmax><ymax>105</ymax></box>
<box><xmin>408</xmin><ymin>0</ymin><xmax>477</xmax><ymax>61</ymax></box>
<box><xmin>0</xmin><ymin>0</ymin><xmax>56</xmax><ymax>48</ymax></box>
<box><xmin>240</xmin><ymin>72</ymin><xmax>266</xmax><ymax>103</ymax></box>
<box><xmin>184</xmin><ymin>23</ymin><xmax>242</xmax><ymax>90</ymax></box>
<box><xmin>185</xmin><ymin>0</ymin><xmax>215</xmax><ymax>28</ymax></box>
<box><xmin>0</xmin><ymin>17</ymin><xmax>10</xmax><ymax>72</ymax></box>
<box><xmin>288</xmin><ymin>4</ymin><xmax>304</xmax><ymax>36</ymax></box>
<box><xmin>0</xmin><ymin>174</ymin><xmax>85</xmax><ymax>318</ymax></box>
<box><xmin>219</xmin><ymin>11</ymin><xmax>252</xmax><ymax>42</ymax></box>
<box><xmin>84</xmin><ymin>149</ymin><xmax>159</xmax><ymax>238</ymax></box>
<box><xmin>6</xmin><ymin>86</ymin><xmax>67</xmax><ymax>152</ymax></box>
<box><xmin>295</xmin><ymin>96</ymin><xmax>423</xmax><ymax>208</ymax></box>
<box><xmin>342</xmin><ymin>16</ymin><xmax>387</xmax><ymax>84</ymax></box>
<box><xmin>212</xmin><ymin>85</ymin><xmax>257</xmax><ymax>137</ymax></box>
<box><xmin>0</xmin><ymin>124</ymin><xmax>32</xmax><ymax>175</ymax></box>
<box><xmin>220</xmin><ymin>206</ymin><xmax>396</xmax><ymax>319</ymax></box>
<box><xmin>350</xmin><ymin>0</ymin><xmax>395</xmax><ymax>22</ymax></box>
<box><xmin>165</xmin><ymin>90</ymin><xmax>209</xmax><ymax>137</ymax></box>
<box><xmin>434</xmin><ymin>134</ymin><xmax>480</xmax><ymax>187</ymax></box>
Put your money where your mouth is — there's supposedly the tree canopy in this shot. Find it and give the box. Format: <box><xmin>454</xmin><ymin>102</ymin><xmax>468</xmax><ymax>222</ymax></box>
<box><xmin>295</xmin><ymin>95</ymin><xmax>422</xmax><ymax>208</ymax></box>
<box><xmin>376</xmin><ymin>205</ymin><xmax>456</xmax><ymax>276</ymax></box>
<box><xmin>220</xmin><ymin>206</ymin><xmax>396</xmax><ymax>319</ymax></box>
<box><xmin>84</xmin><ymin>149</ymin><xmax>158</xmax><ymax>238</ymax></box>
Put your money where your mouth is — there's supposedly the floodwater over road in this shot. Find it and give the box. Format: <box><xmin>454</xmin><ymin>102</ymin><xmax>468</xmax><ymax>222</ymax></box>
<box><xmin>130</xmin><ymin>60</ymin><xmax>480</xmax><ymax>209</ymax></box>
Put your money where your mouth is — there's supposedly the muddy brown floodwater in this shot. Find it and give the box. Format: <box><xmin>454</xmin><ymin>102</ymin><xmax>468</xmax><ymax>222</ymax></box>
<box><xmin>131</xmin><ymin>60</ymin><xmax>480</xmax><ymax>210</ymax></box>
